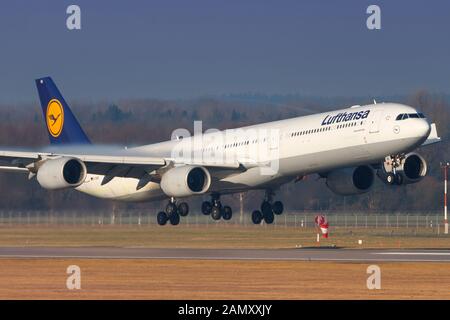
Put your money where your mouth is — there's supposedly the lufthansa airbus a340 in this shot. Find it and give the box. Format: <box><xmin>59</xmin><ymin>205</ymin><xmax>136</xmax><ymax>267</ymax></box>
<box><xmin>0</xmin><ymin>77</ymin><xmax>441</xmax><ymax>225</ymax></box>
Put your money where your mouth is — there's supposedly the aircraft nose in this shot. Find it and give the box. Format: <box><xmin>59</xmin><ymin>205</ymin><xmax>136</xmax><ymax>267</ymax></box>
<box><xmin>417</xmin><ymin>119</ymin><xmax>431</xmax><ymax>138</ymax></box>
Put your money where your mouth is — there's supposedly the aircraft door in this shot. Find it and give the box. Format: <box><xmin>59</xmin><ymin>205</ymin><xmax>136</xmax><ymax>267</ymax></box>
<box><xmin>369</xmin><ymin>110</ymin><xmax>384</xmax><ymax>134</ymax></box>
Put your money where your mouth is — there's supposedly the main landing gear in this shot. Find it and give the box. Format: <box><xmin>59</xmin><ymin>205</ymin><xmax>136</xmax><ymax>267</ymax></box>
<box><xmin>251</xmin><ymin>190</ymin><xmax>284</xmax><ymax>225</ymax></box>
<box><xmin>157</xmin><ymin>197</ymin><xmax>189</xmax><ymax>226</ymax></box>
<box><xmin>156</xmin><ymin>190</ymin><xmax>283</xmax><ymax>226</ymax></box>
<box><xmin>201</xmin><ymin>193</ymin><xmax>233</xmax><ymax>221</ymax></box>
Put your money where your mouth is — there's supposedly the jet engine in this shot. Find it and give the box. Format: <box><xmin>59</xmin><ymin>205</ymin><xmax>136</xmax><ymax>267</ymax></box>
<box><xmin>326</xmin><ymin>165</ymin><xmax>374</xmax><ymax>195</ymax></box>
<box><xmin>377</xmin><ymin>153</ymin><xmax>427</xmax><ymax>185</ymax></box>
<box><xmin>36</xmin><ymin>157</ymin><xmax>87</xmax><ymax>190</ymax></box>
<box><xmin>160</xmin><ymin>165</ymin><xmax>211</xmax><ymax>197</ymax></box>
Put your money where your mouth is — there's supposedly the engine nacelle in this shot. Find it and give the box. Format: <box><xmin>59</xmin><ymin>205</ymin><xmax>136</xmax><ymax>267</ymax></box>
<box><xmin>326</xmin><ymin>165</ymin><xmax>374</xmax><ymax>195</ymax></box>
<box><xmin>377</xmin><ymin>153</ymin><xmax>427</xmax><ymax>185</ymax></box>
<box><xmin>36</xmin><ymin>157</ymin><xmax>87</xmax><ymax>190</ymax></box>
<box><xmin>160</xmin><ymin>165</ymin><xmax>211</xmax><ymax>197</ymax></box>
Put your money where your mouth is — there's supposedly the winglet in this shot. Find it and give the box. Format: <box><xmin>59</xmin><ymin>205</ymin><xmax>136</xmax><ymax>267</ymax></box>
<box><xmin>35</xmin><ymin>77</ymin><xmax>91</xmax><ymax>145</ymax></box>
<box><xmin>422</xmin><ymin>123</ymin><xmax>441</xmax><ymax>146</ymax></box>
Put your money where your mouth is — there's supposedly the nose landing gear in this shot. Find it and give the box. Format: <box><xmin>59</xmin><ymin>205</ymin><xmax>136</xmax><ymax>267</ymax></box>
<box><xmin>384</xmin><ymin>155</ymin><xmax>405</xmax><ymax>186</ymax></box>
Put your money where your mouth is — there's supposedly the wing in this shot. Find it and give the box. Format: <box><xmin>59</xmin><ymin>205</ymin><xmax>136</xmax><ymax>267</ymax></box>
<box><xmin>0</xmin><ymin>149</ymin><xmax>247</xmax><ymax>181</ymax></box>
<box><xmin>0</xmin><ymin>149</ymin><xmax>167</xmax><ymax>179</ymax></box>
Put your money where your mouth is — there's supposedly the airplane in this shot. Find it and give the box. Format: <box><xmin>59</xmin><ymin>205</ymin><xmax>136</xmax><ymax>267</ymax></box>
<box><xmin>0</xmin><ymin>77</ymin><xmax>441</xmax><ymax>226</ymax></box>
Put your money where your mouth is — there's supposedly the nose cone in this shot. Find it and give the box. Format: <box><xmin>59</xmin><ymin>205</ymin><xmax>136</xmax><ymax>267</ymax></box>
<box><xmin>418</xmin><ymin>119</ymin><xmax>431</xmax><ymax>138</ymax></box>
<box><xmin>409</xmin><ymin>119</ymin><xmax>432</xmax><ymax>146</ymax></box>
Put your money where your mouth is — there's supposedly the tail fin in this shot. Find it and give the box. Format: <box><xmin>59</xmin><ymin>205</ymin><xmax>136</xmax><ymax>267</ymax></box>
<box><xmin>35</xmin><ymin>77</ymin><xmax>91</xmax><ymax>145</ymax></box>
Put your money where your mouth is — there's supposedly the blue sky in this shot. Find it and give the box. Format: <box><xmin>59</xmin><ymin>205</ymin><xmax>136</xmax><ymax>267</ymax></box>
<box><xmin>0</xmin><ymin>0</ymin><xmax>449</xmax><ymax>102</ymax></box>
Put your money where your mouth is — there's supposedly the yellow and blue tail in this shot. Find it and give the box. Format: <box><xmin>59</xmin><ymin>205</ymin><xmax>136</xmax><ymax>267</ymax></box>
<box><xmin>36</xmin><ymin>77</ymin><xmax>91</xmax><ymax>145</ymax></box>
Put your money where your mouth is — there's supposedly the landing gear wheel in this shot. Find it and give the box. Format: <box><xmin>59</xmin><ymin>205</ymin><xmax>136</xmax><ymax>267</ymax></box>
<box><xmin>169</xmin><ymin>212</ymin><xmax>180</xmax><ymax>225</ymax></box>
<box><xmin>166</xmin><ymin>202</ymin><xmax>177</xmax><ymax>216</ymax></box>
<box><xmin>178</xmin><ymin>202</ymin><xmax>189</xmax><ymax>217</ymax></box>
<box><xmin>222</xmin><ymin>206</ymin><xmax>232</xmax><ymax>220</ymax></box>
<box><xmin>385</xmin><ymin>173</ymin><xmax>395</xmax><ymax>185</ymax></box>
<box><xmin>394</xmin><ymin>173</ymin><xmax>403</xmax><ymax>185</ymax></box>
<box><xmin>252</xmin><ymin>210</ymin><xmax>263</xmax><ymax>225</ymax></box>
<box><xmin>261</xmin><ymin>201</ymin><xmax>273</xmax><ymax>215</ymax></box>
<box><xmin>157</xmin><ymin>211</ymin><xmax>168</xmax><ymax>226</ymax></box>
<box><xmin>211</xmin><ymin>206</ymin><xmax>222</xmax><ymax>220</ymax></box>
<box><xmin>261</xmin><ymin>201</ymin><xmax>272</xmax><ymax>214</ymax></box>
<box><xmin>272</xmin><ymin>201</ymin><xmax>284</xmax><ymax>215</ymax></box>
<box><xmin>202</xmin><ymin>201</ymin><xmax>212</xmax><ymax>215</ymax></box>
<box><xmin>263</xmin><ymin>210</ymin><xmax>274</xmax><ymax>224</ymax></box>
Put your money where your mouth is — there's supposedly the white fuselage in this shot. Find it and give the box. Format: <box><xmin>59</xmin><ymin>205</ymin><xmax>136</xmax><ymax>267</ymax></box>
<box><xmin>77</xmin><ymin>103</ymin><xmax>431</xmax><ymax>201</ymax></box>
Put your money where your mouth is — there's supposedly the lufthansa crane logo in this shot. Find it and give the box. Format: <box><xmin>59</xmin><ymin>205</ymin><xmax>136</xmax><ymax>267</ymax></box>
<box><xmin>46</xmin><ymin>99</ymin><xmax>64</xmax><ymax>137</ymax></box>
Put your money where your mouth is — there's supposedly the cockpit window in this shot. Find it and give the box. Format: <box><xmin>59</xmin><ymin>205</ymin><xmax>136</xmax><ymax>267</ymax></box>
<box><xmin>395</xmin><ymin>113</ymin><xmax>426</xmax><ymax>120</ymax></box>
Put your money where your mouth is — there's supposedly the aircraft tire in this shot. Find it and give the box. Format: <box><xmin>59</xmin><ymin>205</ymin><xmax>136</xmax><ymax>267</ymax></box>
<box><xmin>251</xmin><ymin>210</ymin><xmax>263</xmax><ymax>225</ymax></box>
<box><xmin>261</xmin><ymin>201</ymin><xmax>272</xmax><ymax>214</ymax></box>
<box><xmin>272</xmin><ymin>201</ymin><xmax>284</xmax><ymax>215</ymax></box>
<box><xmin>202</xmin><ymin>201</ymin><xmax>212</xmax><ymax>215</ymax></box>
<box><xmin>166</xmin><ymin>202</ymin><xmax>177</xmax><ymax>216</ymax></box>
<box><xmin>169</xmin><ymin>212</ymin><xmax>180</xmax><ymax>226</ymax></box>
<box><xmin>386</xmin><ymin>173</ymin><xmax>395</xmax><ymax>185</ymax></box>
<box><xmin>211</xmin><ymin>206</ymin><xmax>222</xmax><ymax>220</ymax></box>
<box><xmin>222</xmin><ymin>206</ymin><xmax>232</xmax><ymax>220</ymax></box>
<box><xmin>157</xmin><ymin>211</ymin><xmax>168</xmax><ymax>226</ymax></box>
<box><xmin>263</xmin><ymin>210</ymin><xmax>275</xmax><ymax>224</ymax></box>
<box><xmin>394</xmin><ymin>173</ymin><xmax>403</xmax><ymax>185</ymax></box>
<box><xmin>178</xmin><ymin>202</ymin><xmax>189</xmax><ymax>216</ymax></box>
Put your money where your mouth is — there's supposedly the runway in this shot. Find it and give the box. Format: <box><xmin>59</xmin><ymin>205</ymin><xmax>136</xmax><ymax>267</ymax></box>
<box><xmin>0</xmin><ymin>247</ymin><xmax>449</xmax><ymax>262</ymax></box>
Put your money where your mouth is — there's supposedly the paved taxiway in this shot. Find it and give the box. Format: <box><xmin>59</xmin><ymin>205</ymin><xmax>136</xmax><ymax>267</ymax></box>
<box><xmin>0</xmin><ymin>247</ymin><xmax>449</xmax><ymax>262</ymax></box>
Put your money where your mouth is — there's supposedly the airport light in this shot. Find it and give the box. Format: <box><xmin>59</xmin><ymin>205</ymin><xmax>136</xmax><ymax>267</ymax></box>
<box><xmin>441</xmin><ymin>162</ymin><xmax>449</xmax><ymax>234</ymax></box>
